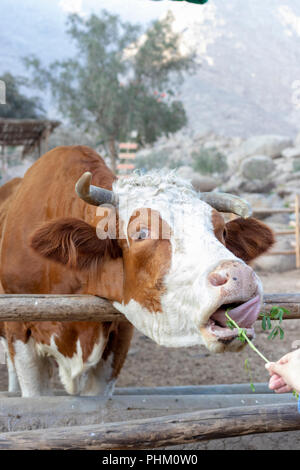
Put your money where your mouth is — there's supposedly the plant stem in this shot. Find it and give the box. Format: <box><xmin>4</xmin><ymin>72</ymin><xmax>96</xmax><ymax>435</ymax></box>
<box><xmin>225</xmin><ymin>312</ymin><xmax>269</xmax><ymax>363</ymax></box>
<box><xmin>225</xmin><ymin>311</ymin><xmax>299</xmax><ymax>400</ymax></box>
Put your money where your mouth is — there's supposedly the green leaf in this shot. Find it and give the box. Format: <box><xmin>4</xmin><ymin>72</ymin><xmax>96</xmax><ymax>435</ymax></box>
<box><xmin>262</xmin><ymin>315</ymin><xmax>266</xmax><ymax>331</ymax></box>
<box><xmin>266</xmin><ymin>316</ymin><xmax>272</xmax><ymax>330</ymax></box>
<box><xmin>279</xmin><ymin>327</ymin><xmax>285</xmax><ymax>340</ymax></box>
<box><xmin>268</xmin><ymin>327</ymin><xmax>279</xmax><ymax>340</ymax></box>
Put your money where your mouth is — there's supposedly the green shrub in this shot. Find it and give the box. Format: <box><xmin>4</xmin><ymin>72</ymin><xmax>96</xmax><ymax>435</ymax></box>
<box><xmin>192</xmin><ymin>147</ymin><xmax>228</xmax><ymax>175</ymax></box>
<box><xmin>293</xmin><ymin>160</ymin><xmax>300</xmax><ymax>173</ymax></box>
<box><xmin>135</xmin><ymin>149</ymin><xmax>183</xmax><ymax>171</ymax></box>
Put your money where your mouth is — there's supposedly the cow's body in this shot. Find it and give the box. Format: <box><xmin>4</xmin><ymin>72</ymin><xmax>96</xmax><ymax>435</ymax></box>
<box><xmin>0</xmin><ymin>147</ymin><xmax>133</xmax><ymax>396</ymax></box>
<box><xmin>0</xmin><ymin>146</ymin><xmax>274</xmax><ymax>397</ymax></box>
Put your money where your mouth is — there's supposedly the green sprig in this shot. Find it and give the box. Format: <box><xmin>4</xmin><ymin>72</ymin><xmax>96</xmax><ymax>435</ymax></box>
<box><xmin>260</xmin><ymin>306</ymin><xmax>291</xmax><ymax>340</ymax></box>
<box><xmin>226</xmin><ymin>309</ymin><xmax>299</xmax><ymax>399</ymax></box>
<box><xmin>225</xmin><ymin>311</ymin><xmax>269</xmax><ymax>363</ymax></box>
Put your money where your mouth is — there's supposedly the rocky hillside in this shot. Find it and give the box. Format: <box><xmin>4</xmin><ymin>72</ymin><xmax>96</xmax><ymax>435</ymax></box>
<box><xmin>2</xmin><ymin>0</ymin><xmax>300</xmax><ymax>136</ymax></box>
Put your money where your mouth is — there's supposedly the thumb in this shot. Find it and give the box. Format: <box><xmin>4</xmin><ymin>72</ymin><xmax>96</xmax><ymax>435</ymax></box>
<box><xmin>266</xmin><ymin>361</ymin><xmax>286</xmax><ymax>377</ymax></box>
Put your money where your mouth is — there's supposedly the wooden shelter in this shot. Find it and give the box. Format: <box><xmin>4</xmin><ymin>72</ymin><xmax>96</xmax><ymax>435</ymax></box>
<box><xmin>0</xmin><ymin>118</ymin><xmax>60</xmax><ymax>159</ymax></box>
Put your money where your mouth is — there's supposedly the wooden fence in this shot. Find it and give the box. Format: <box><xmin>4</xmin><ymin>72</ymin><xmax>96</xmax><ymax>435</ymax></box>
<box><xmin>0</xmin><ymin>293</ymin><xmax>299</xmax><ymax>321</ymax></box>
<box><xmin>253</xmin><ymin>194</ymin><xmax>300</xmax><ymax>267</ymax></box>
<box><xmin>117</xmin><ymin>142</ymin><xmax>138</xmax><ymax>178</ymax></box>
<box><xmin>0</xmin><ymin>293</ymin><xmax>299</xmax><ymax>449</ymax></box>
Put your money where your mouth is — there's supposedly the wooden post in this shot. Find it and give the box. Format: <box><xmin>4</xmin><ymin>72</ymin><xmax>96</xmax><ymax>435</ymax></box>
<box><xmin>296</xmin><ymin>194</ymin><xmax>300</xmax><ymax>269</ymax></box>
<box><xmin>1</xmin><ymin>145</ymin><xmax>7</xmax><ymax>177</ymax></box>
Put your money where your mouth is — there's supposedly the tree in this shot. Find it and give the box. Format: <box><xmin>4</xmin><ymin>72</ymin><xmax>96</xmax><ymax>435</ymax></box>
<box><xmin>0</xmin><ymin>72</ymin><xmax>44</xmax><ymax>119</ymax></box>
<box><xmin>25</xmin><ymin>10</ymin><xmax>196</xmax><ymax>171</ymax></box>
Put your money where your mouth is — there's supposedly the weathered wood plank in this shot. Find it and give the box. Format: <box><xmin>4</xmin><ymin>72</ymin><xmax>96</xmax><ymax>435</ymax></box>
<box><xmin>0</xmin><ymin>293</ymin><xmax>298</xmax><ymax>322</ymax></box>
<box><xmin>0</xmin><ymin>382</ymin><xmax>271</xmax><ymax>397</ymax></box>
<box><xmin>0</xmin><ymin>394</ymin><xmax>294</xmax><ymax>433</ymax></box>
<box><xmin>0</xmin><ymin>403</ymin><xmax>299</xmax><ymax>450</ymax></box>
<box><xmin>115</xmin><ymin>383</ymin><xmax>272</xmax><ymax>395</ymax></box>
<box><xmin>0</xmin><ymin>295</ymin><xmax>124</xmax><ymax>322</ymax></box>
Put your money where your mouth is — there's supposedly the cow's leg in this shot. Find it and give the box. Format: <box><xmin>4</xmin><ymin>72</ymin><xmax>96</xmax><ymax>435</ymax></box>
<box><xmin>0</xmin><ymin>338</ymin><xmax>20</xmax><ymax>393</ymax></box>
<box><xmin>13</xmin><ymin>338</ymin><xmax>52</xmax><ymax>397</ymax></box>
<box><xmin>7</xmin><ymin>353</ymin><xmax>20</xmax><ymax>393</ymax></box>
<box><xmin>80</xmin><ymin>322</ymin><xmax>134</xmax><ymax>396</ymax></box>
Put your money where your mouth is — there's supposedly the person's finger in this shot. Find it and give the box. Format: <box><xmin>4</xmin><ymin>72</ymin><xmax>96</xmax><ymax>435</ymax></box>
<box><xmin>265</xmin><ymin>361</ymin><xmax>286</xmax><ymax>377</ymax></box>
<box><xmin>274</xmin><ymin>385</ymin><xmax>293</xmax><ymax>393</ymax></box>
<box><xmin>265</xmin><ymin>362</ymin><xmax>275</xmax><ymax>374</ymax></box>
<box><xmin>269</xmin><ymin>375</ymin><xmax>286</xmax><ymax>390</ymax></box>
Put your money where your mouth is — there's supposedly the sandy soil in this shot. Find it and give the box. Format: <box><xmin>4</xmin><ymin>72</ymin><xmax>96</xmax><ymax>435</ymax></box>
<box><xmin>1</xmin><ymin>269</ymin><xmax>300</xmax><ymax>449</ymax></box>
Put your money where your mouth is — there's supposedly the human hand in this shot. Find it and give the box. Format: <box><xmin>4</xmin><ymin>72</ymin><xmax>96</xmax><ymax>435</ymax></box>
<box><xmin>265</xmin><ymin>349</ymin><xmax>300</xmax><ymax>394</ymax></box>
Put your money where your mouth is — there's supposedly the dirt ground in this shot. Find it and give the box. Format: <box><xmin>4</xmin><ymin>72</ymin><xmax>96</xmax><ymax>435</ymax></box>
<box><xmin>1</xmin><ymin>269</ymin><xmax>300</xmax><ymax>449</ymax></box>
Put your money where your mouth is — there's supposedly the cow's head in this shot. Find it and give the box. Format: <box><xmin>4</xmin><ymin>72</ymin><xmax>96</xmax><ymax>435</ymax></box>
<box><xmin>30</xmin><ymin>171</ymin><xmax>274</xmax><ymax>353</ymax></box>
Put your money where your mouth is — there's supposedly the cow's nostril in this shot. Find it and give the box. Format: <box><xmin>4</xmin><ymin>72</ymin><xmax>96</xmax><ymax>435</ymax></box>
<box><xmin>208</xmin><ymin>272</ymin><xmax>228</xmax><ymax>287</ymax></box>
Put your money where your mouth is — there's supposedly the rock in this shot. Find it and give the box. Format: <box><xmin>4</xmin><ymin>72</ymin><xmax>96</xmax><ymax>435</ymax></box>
<box><xmin>253</xmin><ymin>238</ymin><xmax>296</xmax><ymax>272</ymax></box>
<box><xmin>191</xmin><ymin>175</ymin><xmax>219</xmax><ymax>192</ymax></box>
<box><xmin>176</xmin><ymin>168</ymin><xmax>220</xmax><ymax>192</ymax></box>
<box><xmin>240</xmin><ymin>155</ymin><xmax>275</xmax><ymax>180</ymax></box>
<box><xmin>294</xmin><ymin>131</ymin><xmax>300</xmax><ymax>147</ymax></box>
<box><xmin>220</xmin><ymin>176</ymin><xmax>275</xmax><ymax>194</ymax></box>
<box><xmin>239</xmin><ymin>192</ymin><xmax>284</xmax><ymax>210</ymax></box>
<box><xmin>281</xmin><ymin>147</ymin><xmax>300</xmax><ymax>159</ymax></box>
<box><xmin>176</xmin><ymin>166</ymin><xmax>195</xmax><ymax>180</ymax></box>
<box><xmin>239</xmin><ymin>135</ymin><xmax>292</xmax><ymax>159</ymax></box>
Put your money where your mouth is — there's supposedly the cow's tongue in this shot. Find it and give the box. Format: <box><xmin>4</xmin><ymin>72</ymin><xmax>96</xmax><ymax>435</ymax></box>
<box><xmin>211</xmin><ymin>295</ymin><xmax>261</xmax><ymax>328</ymax></box>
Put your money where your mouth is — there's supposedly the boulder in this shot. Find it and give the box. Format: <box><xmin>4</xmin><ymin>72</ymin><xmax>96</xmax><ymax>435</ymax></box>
<box><xmin>294</xmin><ymin>131</ymin><xmax>300</xmax><ymax>147</ymax></box>
<box><xmin>240</xmin><ymin>155</ymin><xmax>275</xmax><ymax>180</ymax></box>
<box><xmin>281</xmin><ymin>147</ymin><xmax>300</xmax><ymax>159</ymax></box>
<box><xmin>239</xmin><ymin>135</ymin><xmax>292</xmax><ymax>159</ymax></box>
<box><xmin>220</xmin><ymin>176</ymin><xmax>275</xmax><ymax>194</ymax></box>
<box><xmin>191</xmin><ymin>175</ymin><xmax>219</xmax><ymax>192</ymax></box>
<box><xmin>239</xmin><ymin>192</ymin><xmax>284</xmax><ymax>210</ymax></box>
<box><xmin>176</xmin><ymin>166</ymin><xmax>195</xmax><ymax>180</ymax></box>
<box><xmin>176</xmin><ymin>168</ymin><xmax>220</xmax><ymax>192</ymax></box>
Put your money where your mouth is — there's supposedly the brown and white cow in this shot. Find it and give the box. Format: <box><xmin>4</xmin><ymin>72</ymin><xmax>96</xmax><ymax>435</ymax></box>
<box><xmin>0</xmin><ymin>145</ymin><xmax>274</xmax><ymax>397</ymax></box>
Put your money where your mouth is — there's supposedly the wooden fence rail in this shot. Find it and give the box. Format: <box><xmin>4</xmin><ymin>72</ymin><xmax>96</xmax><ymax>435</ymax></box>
<box><xmin>0</xmin><ymin>293</ymin><xmax>298</xmax><ymax>322</ymax></box>
<box><xmin>0</xmin><ymin>402</ymin><xmax>299</xmax><ymax>450</ymax></box>
<box><xmin>253</xmin><ymin>195</ymin><xmax>300</xmax><ymax>266</ymax></box>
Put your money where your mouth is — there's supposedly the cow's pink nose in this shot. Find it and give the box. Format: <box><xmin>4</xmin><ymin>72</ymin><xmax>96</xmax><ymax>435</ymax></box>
<box><xmin>207</xmin><ymin>260</ymin><xmax>259</xmax><ymax>303</ymax></box>
<box><xmin>208</xmin><ymin>272</ymin><xmax>228</xmax><ymax>287</ymax></box>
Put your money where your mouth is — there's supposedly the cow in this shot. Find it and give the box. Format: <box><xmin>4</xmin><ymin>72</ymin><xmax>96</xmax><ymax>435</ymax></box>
<box><xmin>0</xmin><ymin>177</ymin><xmax>22</xmax><ymax>392</ymax></box>
<box><xmin>0</xmin><ymin>145</ymin><xmax>274</xmax><ymax>397</ymax></box>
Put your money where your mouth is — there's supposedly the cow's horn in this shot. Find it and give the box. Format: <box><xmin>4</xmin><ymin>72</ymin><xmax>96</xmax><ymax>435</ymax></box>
<box><xmin>199</xmin><ymin>192</ymin><xmax>252</xmax><ymax>218</ymax></box>
<box><xmin>75</xmin><ymin>172</ymin><xmax>118</xmax><ymax>206</ymax></box>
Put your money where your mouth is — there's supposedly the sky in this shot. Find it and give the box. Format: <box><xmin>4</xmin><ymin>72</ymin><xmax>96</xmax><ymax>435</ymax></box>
<box><xmin>57</xmin><ymin>0</ymin><xmax>209</xmax><ymax>25</ymax></box>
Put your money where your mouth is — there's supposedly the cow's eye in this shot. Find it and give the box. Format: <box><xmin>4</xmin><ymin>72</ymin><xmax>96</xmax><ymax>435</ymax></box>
<box><xmin>133</xmin><ymin>227</ymin><xmax>151</xmax><ymax>241</ymax></box>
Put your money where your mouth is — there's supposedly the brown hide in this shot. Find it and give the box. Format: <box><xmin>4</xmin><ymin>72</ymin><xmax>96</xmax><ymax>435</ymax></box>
<box><xmin>0</xmin><ymin>146</ymin><xmax>132</xmax><ymax>378</ymax></box>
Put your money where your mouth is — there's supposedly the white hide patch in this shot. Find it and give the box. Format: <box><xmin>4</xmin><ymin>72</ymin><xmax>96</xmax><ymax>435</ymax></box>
<box><xmin>36</xmin><ymin>333</ymin><xmax>106</xmax><ymax>395</ymax></box>
<box><xmin>113</xmin><ymin>171</ymin><xmax>262</xmax><ymax>348</ymax></box>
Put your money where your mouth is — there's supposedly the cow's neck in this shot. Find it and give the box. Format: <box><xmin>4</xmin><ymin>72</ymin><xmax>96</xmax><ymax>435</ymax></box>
<box><xmin>85</xmin><ymin>257</ymin><xmax>124</xmax><ymax>304</ymax></box>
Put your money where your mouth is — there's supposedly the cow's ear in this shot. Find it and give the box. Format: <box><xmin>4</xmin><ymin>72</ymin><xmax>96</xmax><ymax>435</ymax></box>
<box><xmin>225</xmin><ymin>217</ymin><xmax>275</xmax><ymax>263</ymax></box>
<box><xmin>30</xmin><ymin>218</ymin><xmax>122</xmax><ymax>270</ymax></box>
